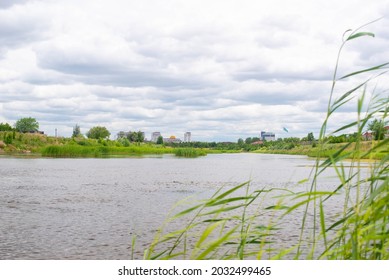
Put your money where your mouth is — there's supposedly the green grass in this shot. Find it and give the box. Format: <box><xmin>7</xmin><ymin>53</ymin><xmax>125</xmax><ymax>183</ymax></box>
<box><xmin>255</xmin><ymin>141</ymin><xmax>387</xmax><ymax>160</ymax></box>
<box><xmin>141</xmin><ymin>22</ymin><xmax>389</xmax><ymax>260</ymax></box>
<box><xmin>41</xmin><ymin>144</ymin><xmax>174</xmax><ymax>157</ymax></box>
<box><xmin>174</xmin><ymin>148</ymin><xmax>207</xmax><ymax>158</ymax></box>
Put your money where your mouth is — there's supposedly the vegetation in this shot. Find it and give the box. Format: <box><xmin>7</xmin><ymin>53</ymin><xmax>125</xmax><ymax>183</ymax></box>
<box><xmin>142</xmin><ymin>23</ymin><xmax>389</xmax><ymax>260</ymax></box>
<box><xmin>72</xmin><ymin>124</ymin><xmax>82</xmax><ymax>138</ymax></box>
<box><xmin>86</xmin><ymin>126</ymin><xmax>111</xmax><ymax>139</ymax></box>
<box><xmin>14</xmin><ymin>117</ymin><xmax>39</xmax><ymax>133</ymax></box>
<box><xmin>174</xmin><ymin>148</ymin><xmax>207</xmax><ymax>158</ymax></box>
<box><xmin>156</xmin><ymin>135</ymin><xmax>163</xmax><ymax>145</ymax></box>
<box><xmin>0</xmin><ymin>122</ymin><xmax>14</xmax><ymax>131</ymax></box>
<box><xmin>368</xmin><ymin>119</ymin><xmax>387</xmax><ymax>140</ymax></box>
<box><xmin>41</xmin><ymin>144</ymin><xmax>174</xmax><ymax>157</ymax></box>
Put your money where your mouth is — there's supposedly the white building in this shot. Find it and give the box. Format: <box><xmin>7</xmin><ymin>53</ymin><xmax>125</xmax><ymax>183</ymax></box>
<box><xmin>151</xmin><ymin>132</ymin><xmax>161</xmax><ymax>142</ymax></box>
<box><xmin>184</xmin><ymin>132</ymin><xmax>191</xmax><ymax>142</ymax></box>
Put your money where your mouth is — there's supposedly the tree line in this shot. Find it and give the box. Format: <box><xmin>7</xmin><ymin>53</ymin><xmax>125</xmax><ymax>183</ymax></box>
<box><xmin>1</xmin><ymin>117</ymin><xmax>387</xmax><ymax>145</ymax></box>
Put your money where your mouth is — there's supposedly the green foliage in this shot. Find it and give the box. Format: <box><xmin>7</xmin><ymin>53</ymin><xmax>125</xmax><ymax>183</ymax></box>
<box><xmin>15</xmin><ymin>117</ymin><xmax>39</xmax><ymax>133</ymax></box>
<box><xmin>127</xmin><ymin>131</ymin><xmax>145</xmax><ymax>143</ymax></box>
<box><xmin>368</xmin><ymin>119</ymin><xmax>386</xmax><ymax>140</ymax></box>
<box><xmin>4</xmin><ymin>133</ymin><xmax>13</xmax><ymax>144</ymax></box>
<box><xmin>41</xmin><ymin>143</ymin><xmax>174</xmax><ymax>157</ymax></box>
<box><xmin>156</xmin><ymin>135</ymin><xmax>163</xmax><ymax>144</ymax></box>
<box><xmin>174</xmin><ymin>148</ymin><xmax>207</xmax><ymax>158</ymax></box>
<box><xmin>307</xmin><ymin>132</ymin><xmax>315</xmax><ymax>142</ymax></box>
<box><xmin>72</xmin><ymin>124</ymin><xmax>82</xmax><ymax>138</ymax></box>
<box><xmin>0</xmin><ymin>122</ymin><xmax>14</xmax><ymax>131</ymax></box>
<box><xmin>86</xmin><ymin>126</ymin><xmax>110</xmax><ymax>139</ymax></box>
<box><xmin>117</xmin><ymin>137</ymin><xmax>130</xmax><ymax>147</ymax></box>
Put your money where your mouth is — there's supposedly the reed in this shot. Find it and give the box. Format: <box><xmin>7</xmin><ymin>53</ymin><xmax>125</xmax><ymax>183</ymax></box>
<box><xmin>143</xmin><ymin>22</ymin><xmax>389</xmax><ymax>260</ymax></box>
<box><xmin>41</xmin><ymin>144</ymin><xmax>174</xmax><ymax>157</ymax></box>
<box><xmin>174</xmin><ymin>148</ymin><xmax>207</xmax><ymax>158</ymax></box>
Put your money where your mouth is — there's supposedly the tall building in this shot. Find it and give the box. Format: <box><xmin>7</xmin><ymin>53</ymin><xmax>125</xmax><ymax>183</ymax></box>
<box><xmin>151</xmin><ymin>132</ymin><xmax>161</xmax><ymax>142</ymax></box>
<box><xmin>184</xmin><ymin>132</ymin><xmax>191</xmax><ymax>142</ymax></box>
<box><xmin>261</xmin><ymin>131</ymin><xmax>275</xmax><ymax>141</ymax></box>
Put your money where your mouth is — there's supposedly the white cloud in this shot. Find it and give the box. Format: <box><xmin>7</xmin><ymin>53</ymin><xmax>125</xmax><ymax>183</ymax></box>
<box><xmin>0</xmin><ymin>0</ymin><xmax>388</xmax><ymax>141</ymax></box>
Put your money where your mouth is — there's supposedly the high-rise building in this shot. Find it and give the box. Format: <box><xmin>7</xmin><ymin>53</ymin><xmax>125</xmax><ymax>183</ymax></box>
<box><xmin>261</xmin><ymin>131</ymin><xmax>275</xmax><ymax>141</ymax></box>
<box><xmin>184</xmin><ymin>132</ymin><xmax>191</xmax><ymax>142</ymax></box>
<box><xmin>151</xmin><ymin>132</ymin><xmax>161</xmax><ymax>142</ymax></box>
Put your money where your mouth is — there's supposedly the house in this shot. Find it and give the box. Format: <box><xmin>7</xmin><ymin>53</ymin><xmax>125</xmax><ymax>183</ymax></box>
<box><xmin>362</xmin><ymin>131</ymin><xmax>373</xmax><ymax>141</ymax></box>
<box><xmin>363</xmin><ymin>126</ymin><xmax>389</xmax><ymax>140</ymax></box>
<box><xmin>27</xmin><ymin>130</ymin><xmax>44</xmax><ymax>135</ymax></box>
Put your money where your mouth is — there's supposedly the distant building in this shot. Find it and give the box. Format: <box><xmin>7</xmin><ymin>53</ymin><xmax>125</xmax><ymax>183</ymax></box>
<box><xmin>261</xmin><ymin>131</ymin><xmax>275</xmax><ymax>141</ymax></box>
<box><xmin>163</xmin><ymin>135</ymin><xmax>182</xmax><ymax>144</ymax></box>
<box><xmin>151</xmin><ymin>132</ymin><xmax>161</xmax><ymax>142</ymax></box>
<box><xmin>27</xmin><ymin>130</ymin><xmax>44</xmax><ymax>135</ymax></box>
<box><xmin>184</xmin><ymin>132</ymin><xmax>191</xmax><ymax>142</ymax></box>
<box><xmin>363</xmin><ymin>131</ymin><xmax>373</xmax><ymax>141</ymax></box>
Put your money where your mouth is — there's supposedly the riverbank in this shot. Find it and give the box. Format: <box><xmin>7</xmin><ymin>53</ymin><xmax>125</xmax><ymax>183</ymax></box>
<box><xmin>0</xmin><ymin>131</ymin><xmax>387</xmax><ymax>159</ymax></box>
<box><xmin>254</xmin><ymin>141</ymin><xmax>388</xmax><ymax>160</ymax></box>
<box><xmin>0</xmin><ymin>132</ymin><xmax>211</xmax><ymax>158</ymax></box>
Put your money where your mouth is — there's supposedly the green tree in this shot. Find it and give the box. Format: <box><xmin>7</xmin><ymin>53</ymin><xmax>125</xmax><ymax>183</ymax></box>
<box><xmin>72</xmin><ymin>124</ymin><xmax>82</xmax><ymax>138</ymax></box>
<box><xmin>134</xmin><ymin>131</ymin><xmax>145</xmax><ymax>144</ymax></box>
<box><xmin>368</xmin><ymin>119</ymin><xmax>386</xmax><ymax>140</ymax></box>
<box><xmin>86</xmin><ymin>126</ymin><xmax>110</xmax><ymax>139</ymax></box>
<box><xmin>307</xmin><ymin>132</ymin><xmax>315</xmax><ymax>142</ymax></box>
<box><xmin>156</xmin><ymin>135</ymin><xmax>163</xmax><ymax>144</ymax></box>
<box><xmin>0</xmin><ymin>122</ymin><xmax>14</xmax><ymax>131</ymax></box>
<box><xmin>15</xmin><ymin>117</ymin><xmax>39</xmax><ymax>133</ymax></box>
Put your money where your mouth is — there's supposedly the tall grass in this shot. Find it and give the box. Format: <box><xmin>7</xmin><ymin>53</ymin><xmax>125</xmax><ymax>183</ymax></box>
<box><xmin>41</xmin><ymin>144</ymin><xmax>174</xmax><ymax>157</ymax></box>
<box><xmin>143</xmin><ymin>22</ymin><xmax>389</xmax><ymax>260</ymax></box>
<box><xmin>174</xmin><ymin>148</ymin><xmax>207</xmax><ymax>158</ymax></box>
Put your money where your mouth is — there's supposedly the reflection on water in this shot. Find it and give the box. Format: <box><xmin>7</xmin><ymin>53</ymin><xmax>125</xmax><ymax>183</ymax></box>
<box><xmin>0</xmin><ymin>154</ymin><xmax>367</xmax><ymax>259</ymax></box>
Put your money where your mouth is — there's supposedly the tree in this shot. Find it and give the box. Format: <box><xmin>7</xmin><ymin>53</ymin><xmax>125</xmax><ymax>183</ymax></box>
<box><xmin>0</xmin><ymin>122</ymin><xmax>13</xmax><ymax>131</ymax></box>
<box><xmin>307</xmin><ymin>132</ymin><xmax>315</xmax><ymax>142</ymax></box>
<box><xmin>368</xmin><ymin>119</ymin><xmax>386</xmax><ymax>140</ymax></box>
<box><xmin>15</xmin><ymin>117</ymin><xmax>39</xmax><ymax>133</ymax></box>
<box><xmin>156</xmin><ymin>135</ymin><xmax>163</xmax><ymax>144</ymax></box>
<box><xmin>134</xmin><ymin>131</ymin><xmax>145</xmax><ymax>144</ymax></box>
<box><xmin>86</xmin><ymin>126</ymin><xmax>110</xmax><ymax>139</ymax></box>
<box><xmin>245</xmin><ymin>137</ymin><xmax>252</xmax><ymax>144</ymax></box>
<box><xmin>72</xmin><ymin>124</ymin><xmax>82</xmax><ymax>138</ymax></box>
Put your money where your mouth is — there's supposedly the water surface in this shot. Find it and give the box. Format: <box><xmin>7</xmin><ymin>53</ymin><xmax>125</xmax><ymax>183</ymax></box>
<box><xmin>0</xmin><ymin>153</ymin><xmax>349</xmax><ymax>259</ymax></box>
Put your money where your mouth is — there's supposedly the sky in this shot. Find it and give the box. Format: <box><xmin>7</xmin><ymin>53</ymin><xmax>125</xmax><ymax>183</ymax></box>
<box><xmin>0</xmin><ymin>0</ymin><xmax>388</xmax><ymax>142</ymax></box>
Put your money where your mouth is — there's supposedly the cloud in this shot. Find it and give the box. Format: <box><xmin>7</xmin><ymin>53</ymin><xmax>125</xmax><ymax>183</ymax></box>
<box><xmin>0</xmin><ymin>0</ymin><xmax>28</xmax><ymax>9</ymax></box>
<box><xmin>0</xmin><ymin>0</ymin><xmax>388</xmax><ymax>141</ymax></box>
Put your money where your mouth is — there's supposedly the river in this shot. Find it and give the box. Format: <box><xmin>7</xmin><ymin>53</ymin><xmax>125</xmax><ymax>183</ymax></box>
<box><xmin>0</xmin><ymin>153</ymin><xmax>363</xmax><ymax>259</ymax></box>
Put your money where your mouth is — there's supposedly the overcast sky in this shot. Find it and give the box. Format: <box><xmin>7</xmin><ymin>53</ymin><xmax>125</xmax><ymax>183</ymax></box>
<box><xmin>0</xmin><ymin>0</ymin><xmax>388</xmax><ymax>141</ymax></box>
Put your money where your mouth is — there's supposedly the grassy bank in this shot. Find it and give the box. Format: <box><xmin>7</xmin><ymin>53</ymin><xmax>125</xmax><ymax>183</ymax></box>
<box><xmin>41</xmin><ymin>144</ymin><xmax>175</xmax><ymax>157</ymax></box>
<box><xmin>174</xmin><ymin>148</ymin><xmax>207</xmax><ymax>158</ymax></box>
<box><xmin>254</xmin><ymin>141</ymin><xmax>388</xmax><ymax>160</ymax></box>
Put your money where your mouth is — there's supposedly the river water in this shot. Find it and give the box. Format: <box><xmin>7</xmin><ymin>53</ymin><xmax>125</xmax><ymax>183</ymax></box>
<box><xmin>0</xmin><ymin>153</ymin><xmax>364</xmax><ymax>259</ymax></box>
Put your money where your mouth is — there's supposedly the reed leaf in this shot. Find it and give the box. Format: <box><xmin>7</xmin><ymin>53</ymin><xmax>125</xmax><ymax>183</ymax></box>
<box><xmin>339</xmin><ymin>63</ymin><xmax>389</xmax><ymax>80</ymax></box>
<box><xmin>346</xmin><ymin>31</ymin><xmax>375</xmax><ymax>41</ymax></box>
